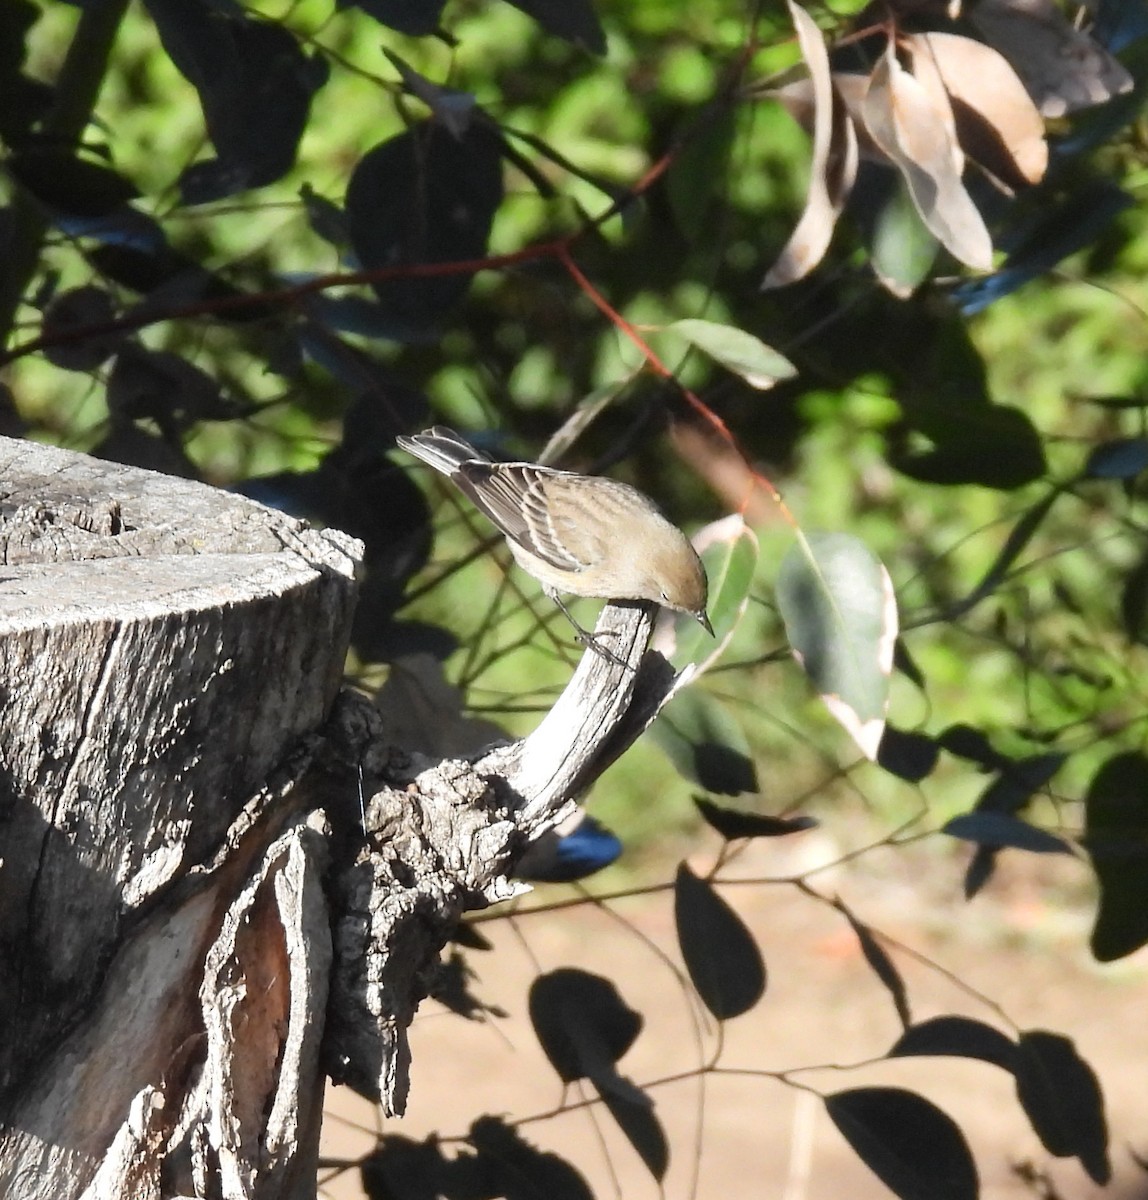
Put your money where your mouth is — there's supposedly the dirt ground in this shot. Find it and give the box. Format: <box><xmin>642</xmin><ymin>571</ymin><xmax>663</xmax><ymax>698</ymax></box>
<box><xmin>317</xmin><ymin>829</ymin><xmax>1148</xmax><ymax>1200</ymax></box>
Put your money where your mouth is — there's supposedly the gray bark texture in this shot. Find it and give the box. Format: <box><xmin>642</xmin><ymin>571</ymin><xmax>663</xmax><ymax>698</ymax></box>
<box><xmin>0</xmin><ymin>435</ymin><xmax>683</xmax><ymax>1199</ymax></box>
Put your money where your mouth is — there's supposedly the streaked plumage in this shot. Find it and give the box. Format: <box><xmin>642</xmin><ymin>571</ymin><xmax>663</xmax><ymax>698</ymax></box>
<box><xmin>397</xmin><ymin>426</ymin><xmax>711</xmax><ymax>634</ymax></box>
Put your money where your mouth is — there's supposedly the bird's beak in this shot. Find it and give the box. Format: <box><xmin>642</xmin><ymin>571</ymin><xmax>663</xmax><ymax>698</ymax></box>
<box><xmin>697</xmin><ymin>611</ymin><xmax>714</xmax><ymax>636</ymax></box>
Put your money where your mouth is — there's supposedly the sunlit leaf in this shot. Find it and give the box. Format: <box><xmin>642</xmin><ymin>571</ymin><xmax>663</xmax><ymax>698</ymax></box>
<box><xmin>666</xmin><ymin>319</ymin><xmax>796</xmax><ymax>390</ymax></box>
<box><xmin>906</xmin><ymin>32</ymin><xmax>1047</xmax><ymax>188</ymax></box>
<box><xmin>826</xmin><ymin>1088</ymin><xmax>978</xmax><ymax>1200</ymax></box>
<box><xmin>762</xmin><ymin>0</ymin><xmax>858</xmax><ymax>287</ymax></box>
<box><xmin>656</xmin><ymin>513</ymin><xmax>758</xmax><ymax>667</ymax></box>
<box><xmin>861</xmin><ymin>46</ymin><xmax>992</xmax><ymax>269</ymax></box>
<box><xmin>970</xmin><ymin>0</ymin><xmax>1132</xmax><ymax>117</ymax></box>
<box><xmin>776</xmin><ymin>532</ymin><xmax>898</xmax><ymax>760</ymax></box>
<box><xmin>674</xmin><ymin>863</ymin><xmax>766</xmax><ymax>1019</ymax></box>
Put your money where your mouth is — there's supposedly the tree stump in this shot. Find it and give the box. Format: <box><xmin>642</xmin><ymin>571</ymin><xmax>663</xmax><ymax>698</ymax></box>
<box><xmin>0</xmin><ymin>436</ymin><xmax>684</xmax><ymax>1199</ymax></box>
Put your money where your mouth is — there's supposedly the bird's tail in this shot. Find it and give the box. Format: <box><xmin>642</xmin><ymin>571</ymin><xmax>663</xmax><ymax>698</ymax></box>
<box><xmin>395</xmin><ymin>426</ymin><xmax>489</xmax><ymax>476</ymax></box>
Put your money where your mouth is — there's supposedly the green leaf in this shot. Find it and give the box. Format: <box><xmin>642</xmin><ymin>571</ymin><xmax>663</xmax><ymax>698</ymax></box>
<box><xmin>649</xmin><ymin>689</ymin><xmax>757</xmax><ymax>794</ymax></box>
<box><xmin>1014</xmin><ymin>1031</ymin><xmax>1110</xmax><ymax>1184</ymax></box>
<box><xmin>777</xmin><ymin>532</ymin><xmax>898</xmax><ymax>759</ymax></box>
<box><xmin>666</xmin><ymin>318</ymin><xmax>796</xmax><ymax>390</ymax></box>
<box><xmin>674</xmin><ymin>863</ymin><xmax>766</xmax><ymax>1019</ymax></box>
<box><xmin>865</xmin><ymin>170</ymin><xmax>940</xmax><ymax>298</ymax></box>
<box><xmin>825</xmin><ymin>1088</ymin><xmax>978</xmax><ymax>1200</ymax></box>
<box><xmin>1083</xmin><ymin>750</ymin><xmax>1148</xmax><ymax>961</ymax></box>
<box><xmin>662</xmin><ymin>513</ymin><xmax>758</xmax><ymax>665</ymax></box>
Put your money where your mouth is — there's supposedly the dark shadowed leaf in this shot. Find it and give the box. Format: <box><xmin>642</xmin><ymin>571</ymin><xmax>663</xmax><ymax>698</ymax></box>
<box><xmin>674</xmin><ymin>863</ymin><xmax>765</xmax><ymax>1019</ymax></box>
<box><xmin>1085</xmin><ymin>437</ymin><xmax>1148</xmax><ymax>479</ymax></box>
<box><xmin>529</xmin><ymin>969</ymin><xmax>642</xmax><ymax>1089</ymax></box>
<box><xmin>514</xmin><ymin>815</ymin><xmax>623</xmax><ymax>883</ymax></box>
<box><xmin>975</xmin><ymin>753</ymin><xmax>1067</xmax><ymax>816</ymax></box>
<box><xmin>943</xmin><ymin>812</ymin><xmax>1074</xmax><ymax>855</ymax></box>
<box><xmin>41</xmin><ymin>286</ymin><xmax>123</xmax><ymax>371</ymax></box>
<box><xmin>893</xmin><ymin>640</ymin><xmax>926</xmax><ymax>690</ymax></box>
<box><xmin>337</xmin><ymin>0</ymin><xmax>448</xmax><ymax>35</ymax></box>
<box><xmin>937</xmin><ymin>723</ymin><xmax>1007</xmax><ymax>768</ymax></box>
<box><xmin>964</xmin><ymin>844</ymin><xmax>998</xmax><ymax>899</ymax></box>
<box><xmin>835</xmin><ymin>898</ymin><xmax>910</xmax><ymax>1029</ymax></box>
<box><xmin>469</xmin><ymin>1116</ymin><xmax>595</xmax><ymax>1200</ymax></box>
<box><xmin>693</xmin><ymin>795</ymin><xmax>818</xmax><ymax>840</ymax></box>
<box><xmin>107</xmin><ymin>344</ymin><xmax>231</xmax><ymax>428</ymax></box>
<box><xmin>144</xmin><ymin>0</ymin><xmax>327</xmax><ymax>202</ymax></box>
<box><xmin>383</xmin><ymin>50</ymin><xmax>477</xmax><ymax>138</ymax></box>
<box><xmin>1083</xmin><ymin>750</ymin><xmax>1148</xmax><ymax>961</ymax></box>
<box><xmin>777</xmin><ymin>532</ymin><xmax>898</xmax><ymax>759</ymax></box>
<box><xmin>360</xmin><ymin>1134</ymin><xmax>452</xmax><ymax>1200</ymax></box>
<box><xmin>649</xmin><ymin>689</ymin><xmax>757</xmax><ymax>794</ymax></box>
<box><xmin>889</xmin><ymin>1016</ymin><xmax>1017</xmax><ymax>1070</ymax></box>
<box><xmin>345</xmin><ymin>121</ymin><xmax>504</xmax><ymax>333</ymax></box>
<box><xmin>1015</xmin><ymin>1031</ymin><xmax>1110</xmax><ymax>1184</ymax></box>
<box><xmin>0</xmin><ymin>2</ymin><xmax>54</xmax><ymax>144</ymax></box>
<box><xmin>952</xmin><ymin>182</ymin><xmax>1132</xmax><ymax>314</ymax></box>
<box><xmin>877</xmin><ymin>726</ymin><xmax>939</xmax><ymax>782</ymax></box>
<box><xmin>1121</xmin><ymin>551</ymin><xmax>1148</xmax><ymax>643</ymax></box>
<box><xmin>600</xmin><ymin>1091</ymin><xmax>668</xmax><ymax>1181</ymax></box>
<box><xmin>887</xmin><ymin>400</ymin><xmax>1046</xmax><ymax>489</ymax></box>
<box><xmin>7</xmin><ymin>148</ymin><xmax>138</xmax><ymax>215</ymax></box>
<box><xmin>506</xmin><ymin>0</ymin><xmax>606</xmax><ymax>53</ymax></box>
<box><xmin>825</xmin><ymin>1087</ymin><xmax>978</xmax><ymax>1200</ymax></box>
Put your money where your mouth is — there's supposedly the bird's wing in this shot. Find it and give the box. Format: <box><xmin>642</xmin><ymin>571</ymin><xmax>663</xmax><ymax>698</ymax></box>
<box><xmin>456</xmin><ymin>462</ymin><xmax>588</xmax><ymax>571</ymax></box>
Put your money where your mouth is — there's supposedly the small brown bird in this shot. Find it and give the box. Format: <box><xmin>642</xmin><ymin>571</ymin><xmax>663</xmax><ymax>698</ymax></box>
<box><xmin>397</xmin><ymin>426</ymin><xmax>712</xmax><ymax>643</ymax></box>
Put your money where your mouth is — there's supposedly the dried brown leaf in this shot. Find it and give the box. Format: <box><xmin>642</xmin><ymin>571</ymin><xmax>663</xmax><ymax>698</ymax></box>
<box><xmin>908</xmin><ymin>32</ymin><xmax>1048</xmax><ymax>189</ymax></box>
<box><xmin>970</xmin><ymin>0</ymin><xmax>1133</xmax><ymax>117</ymax></box>
<box><xmin>861</xmin><ymin>45</ymin><xmax>992</xmax><ymax>270</ymax></box>
<box><xmin>762</xmin><ymin>2</ymin><xmax>858</xmax><ymax>289</ymax></box>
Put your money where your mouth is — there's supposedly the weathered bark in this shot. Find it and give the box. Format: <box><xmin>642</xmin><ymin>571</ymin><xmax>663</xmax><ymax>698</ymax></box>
<box><xmin>0</xmin><ymin>436</ymin><xmax>683</xmax><ymax>1198</ymax></box>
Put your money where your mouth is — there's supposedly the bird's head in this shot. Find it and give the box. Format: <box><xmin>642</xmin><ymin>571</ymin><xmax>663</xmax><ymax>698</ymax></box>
<box><xmin>654</xmin><ymin>544</ymin><xmax>712</xmax><ymax>635</ymax></box>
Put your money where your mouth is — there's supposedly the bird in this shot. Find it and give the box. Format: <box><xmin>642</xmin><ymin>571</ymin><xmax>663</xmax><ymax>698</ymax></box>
<box><xmin>396</xmin><ymin>426</ymin><xmax>712</xmax><ymax>652</ymax></box>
